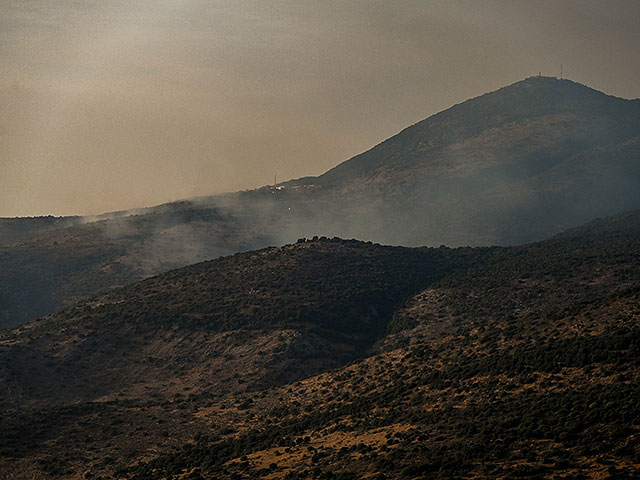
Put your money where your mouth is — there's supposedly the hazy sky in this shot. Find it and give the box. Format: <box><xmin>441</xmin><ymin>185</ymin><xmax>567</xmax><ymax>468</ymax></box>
<box><xmin>1</xmin><ymin>0</ymin><xmax>639</xmax><ymax>217</ymax></box>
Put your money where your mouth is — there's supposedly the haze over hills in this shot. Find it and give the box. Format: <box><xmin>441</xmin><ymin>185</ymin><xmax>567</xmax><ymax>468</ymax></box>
<box><xmin>2</xmin><ymin>3</ymin><xmax>639</xmax><ymax>478</ymax></box>
<box><xmin>1</xmin><ymin>210</ymin><xmax>639</xmax><ymax>479</ymax></box>
<box><xmin>305</xmin><ymin>76</ymin><xmax>640</xmax><ymax>244</ymax></box>
<box><xmin>1</xmin><ymin>76</ymin><xmax>639</xmax><ymax>329</ymax></box>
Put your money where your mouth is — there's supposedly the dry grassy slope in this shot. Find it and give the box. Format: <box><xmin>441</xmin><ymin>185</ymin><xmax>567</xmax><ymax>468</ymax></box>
<box><xmin>115</xmin><ymin>211</ymin><xmax>640</xmax><ymax>480</ymax></box>
<box><xmin>1</xmin><ymin>211</ymin><xmax>639</xmax><ymax>479</ymax></box>
<box><xmin>0</xmin><ymin>239</ymin><xmax>480</xmax><ymax>410</ymax></box>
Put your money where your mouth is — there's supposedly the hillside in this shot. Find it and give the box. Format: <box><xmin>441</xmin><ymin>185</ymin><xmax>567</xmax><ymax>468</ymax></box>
<box><xmin>319</xmin><ymin>76</ymin><xmax>640</xmax><ymax>186</ymax></box>
<box><xmin>0</xmin><ymin>203</ymin><xmax>275</xmax><ymax>328</ymax></box>
<box><xmin>1</xmin><ymin>211</ymin><xmax>639</xmax><ymax>478</ymax></box>
<box><xmin>0</xmin><ymin>239</ymin><xmax>483</xmax><ymax>411</ymax></box>
<box><xmin>1</xmin><ymin>76</ymin><xmax>639</xmax><ymax>329</ymax></box>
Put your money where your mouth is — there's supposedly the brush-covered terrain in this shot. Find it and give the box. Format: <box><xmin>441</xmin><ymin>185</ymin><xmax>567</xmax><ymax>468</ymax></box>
<box><xmin>1</xmin><ymin>210</ymin><xmax>639</xmax><ymax>479</ymax></box>
<box><xmin>0</xmin><ymin>203</ymin><xmax>272</xmax><ymax>328</ymax></box>
<box><xmin>1</xmin><ymin>76</ymin><xmax>639</xmax><ymax>329</ymax></box>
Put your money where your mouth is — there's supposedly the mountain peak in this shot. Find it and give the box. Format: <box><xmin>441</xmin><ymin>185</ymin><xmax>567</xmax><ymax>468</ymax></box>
<box><xmin>316</xmin><ymin>76</ymin><xmax>639</xmax><ymax>189</ymax></box>
<box><xmin>476</xmin><ymin>74</ymin><xmax>632</xmax><ymax>109</ymax></box>
<box><xmin>507</xmin><ymin>74</ymin><xmax>589</xmax><ymax>89</ymax></box>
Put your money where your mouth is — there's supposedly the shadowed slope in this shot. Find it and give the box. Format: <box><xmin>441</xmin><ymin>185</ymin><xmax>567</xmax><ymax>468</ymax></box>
<box><xmin>0</xmin><ymin>239</ymin><xmax>481</xmax><ymax>410</ymax></box>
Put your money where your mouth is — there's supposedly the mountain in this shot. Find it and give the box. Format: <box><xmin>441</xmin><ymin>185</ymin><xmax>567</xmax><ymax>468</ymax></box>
<box><xmin>283</xmin><ymin>76</ymin><xmax>640</xmax><ymax>245</ymax></box>
<box><xmin>1</xmin><ymin>210</ymin><xmax>639</xmax><ymax>479</ymax></box>
<box><xmin>1</xmin><ymin>76</ymin><xmax>639</xmax><ymax>329</ymax></box>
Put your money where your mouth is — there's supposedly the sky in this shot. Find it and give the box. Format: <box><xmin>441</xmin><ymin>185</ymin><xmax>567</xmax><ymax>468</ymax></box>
<box><xmin>1</xmin><ymin>0</ymin><xmax>639</xmax><ymax>217</ymax></box>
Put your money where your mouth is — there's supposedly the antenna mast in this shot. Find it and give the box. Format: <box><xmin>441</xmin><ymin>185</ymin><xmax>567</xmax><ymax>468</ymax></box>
<box><xmin>560</xmin><ymin>64</ymin><xmax>563</xmax><ymax>80</ymax></box>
